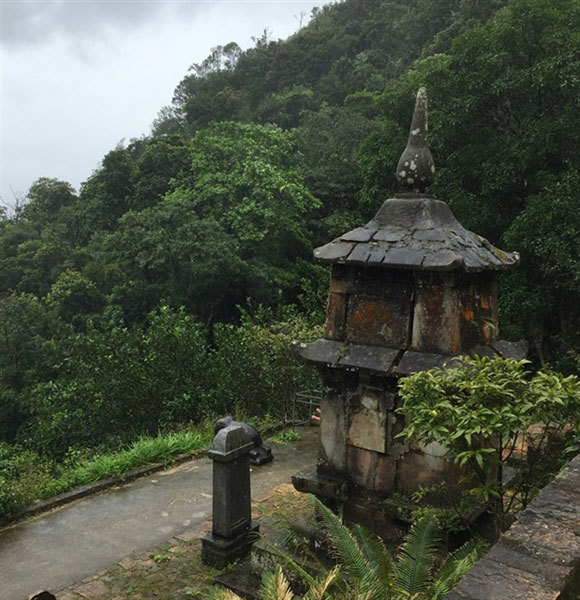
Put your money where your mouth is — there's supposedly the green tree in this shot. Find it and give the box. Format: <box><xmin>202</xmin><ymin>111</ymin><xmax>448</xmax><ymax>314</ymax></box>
<box><xmin>22</xmin><ymin>178</ymin><xmax>77</xmax><ymax>225</ymax></box>
<box><xmin>172</xmin><ymin>122</ymin><xmax>320</xmax><ymax>307</ymax></box>
<box><xmin>45</xmin><ymin>270</ymin><xmax>105</xmax><ymax>330</ymax></box>
<box><xmin>503</xmin><ymin>169</ymin><xmax>580</xmax><ymax>357</ymax></box>
<box><xmin>132</xmin><ymin>134</ymin><xmax>190</xmax><ymax>210</ymax></box>
<box><xmin>101</xmin><ymin>197</ymin><xmax>249</xmax><ymax>324</ymax></box>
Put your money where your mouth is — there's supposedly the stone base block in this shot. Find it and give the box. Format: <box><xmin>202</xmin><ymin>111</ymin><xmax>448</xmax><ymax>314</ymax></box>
<box><xmin>291</xmin><ymin>465</ymin><xmax>348</xmax><ymax>502</ymax></box>
<box><xmin>213</xmin><ymin>558</ymin><xmax>261</xmax><ymax>600</ymax></box>
<box><xmin>249</xmin><ymin>444</ymin><xmax>273</xmax><ymax>466</ymax></box>
<box><xmin>343</xmin><ymin>495</ymin><xmax>409</xmax><ymax>548</ymax></box>
<box><xmin>201</xmin><ymin>521</ymin><xmax>259</xmax><ymax>568</ymax></box>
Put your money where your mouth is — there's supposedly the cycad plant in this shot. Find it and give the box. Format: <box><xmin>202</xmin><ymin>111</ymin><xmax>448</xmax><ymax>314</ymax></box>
<box><xmin>211</xmin><ymin>497</ymin><xmax>485</xmax><ymax>600</ymax></box>
<box><xmin>315</xmin><ymin>499</ymin><xmax>485</xmax><ymax>600</ymax></box>
<box><xmin>211</xmin><ymin>564</ymin><xmax>338</xmax><ymax>600</ymax></box>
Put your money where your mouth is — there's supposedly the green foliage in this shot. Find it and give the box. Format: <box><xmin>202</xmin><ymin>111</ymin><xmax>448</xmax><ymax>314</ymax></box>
<box><xmin>270</xmin><ymin>430</ymin><xmax>300</xmax><ymax>444</ymax></box>
<box><xmin>398</xmin><ymin>356</ymin><xmax>580</xmax><ymax>533</ymax></box>
<box><xmin>503</xmin><ymin>168</ymin><xmax>580</xmax><ymax>354</ymax></box>
<box><xmin>264</xmin><ymin>498</ymin><xmax>485</xmax><ymax>600</ymax></box>
<box><xmin>13</xmin><ymin>304</ymin><xmax>319</xmax><ymax>456</ymax></box>
<box><xmin>1</xmin><ymin>0</ymin><xmax>578</xmax><ymax>528</ymax></box>
<box><xmin>22</xmin><ymin>178</ymin><xmax>77</xmax><ymax>223</ymax></box>
<box><xmin>184</xmin><ymin>122</ymin><xmax>318</xmax><ymax>250</ymax></box>
<box><xmin>45</xmin><ymin>270</ymin><xmax>105</xmax><ymax>329</ymax></box>
<box><xmin>207</xmin><ymin>306</ymin><xmax>322</xmax><ymax>418</ymax></box>
<box><xmin>0</xmin><ymin>430</ymin><xmax>208</xmax><ymax>519</ymax></box>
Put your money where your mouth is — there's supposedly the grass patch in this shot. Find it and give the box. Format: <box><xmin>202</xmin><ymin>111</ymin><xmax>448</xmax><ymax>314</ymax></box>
<box><xmin>269</xmin><ymin>429</ymin><xmax>300</xmax><ymax>443</ymax></box>
<box><xmin>0</xmin><ymin>428</ymin><xmax>211</xmax><ymax>520</ymax></box>
<box><xmin>1</xmin><ymin>414</ymin><xmax>280</xmax><ymax>520</ymax></box>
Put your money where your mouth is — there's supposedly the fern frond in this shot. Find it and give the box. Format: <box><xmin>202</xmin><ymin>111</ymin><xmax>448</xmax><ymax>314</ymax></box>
<box><xmin>314</xmin><ymin>499</ymin><xmax>385</xmax><ymax>600</ymax></box>
<box><xmin>427</xmin><ymin>538</ymin><xmax>487</xmax><ymax>599</ymax></box>
<box><xmin>261</xmin><ymin>566</ymin><xmax>294</xmax><ymax>600</ymax></box>
<box><xmin>264</xmin><ymin>541</ymin><xmax>317</xmax><ymax>587</ymax></box>
<box><xmin>303</xmin><ymin>566</ymin><xmax>340</xmax><ymax>600</ymax></box>
<box><xmin>351</xmin><ymin>523</ymin><xmax>394</xmax><ymax>589</ymax></box>
<box><xmin>394</xmin><ymin>514</ymin><xmax>440</xmax><ymax>596</ymax></box>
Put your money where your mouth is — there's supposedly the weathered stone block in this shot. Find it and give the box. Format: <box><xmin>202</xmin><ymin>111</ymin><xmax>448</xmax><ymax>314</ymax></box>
<box><xmin>373</xmin><ymin>454</ymin><xmax>397</xmax><ymax>492</ymax></box>
<box><xmin>395</xmin><ymin>350</ymin><xmax>452</xmax><ymax>375</ymax></box>
<box><xmin>396</xmin><ymin>451</ymin><xmax>455</xmax><ymax>494</ymax></box>
<box><xmin>329</xmin><ymin>274</ymin><xmax>352</xmax><ymax>295</ymax></box>
<box><xmin>453</xmin><ymin>557</ymin><xmax>560</xmax><ymax>600</ymax></box>
<box><xmin>386</xmin><ymin>412</ymin><xmax>409</xmax><ymax>457</ymax></box>
<box><xmin>553</xmin><ymin>455</ymin><xmax>580</xmax><ymax>493</ymax></box>
<box><xmin>347</xmin><ymin>401</ymin><xmax>387</xmax><ymax>453</ymax></box>
<box><xmin>319</xmin><ymin>392</ymin><xmax>348</xmax><ymax>472</ymax></box>
<box><xmin>201</xmin><ymin>522</ymin><xmax>260</xmax><ymax>569</ymax></box>
<box><xmin>324</xmin><ymin>292</ymin><xmax>348</xmax><ymax>340</ymax></box>
<box><xmin>485</xmin><ymin>542</ymin><xmax>571</xmax><ymax>590</ymax></box>
<box><xmin>292</xmin><ymin>465</ymin><xmax>348</xmax><ymax>501</ymax></box>
<box><xmin>208</xmin><ymin>427</ymin><xmax>253</xmax><ymax>538</ymax></box>
<box><xmin>417</xmin><ymin>440</ymin><xmax>448</xmax><ymax>458</ymax></box>
<box><xmin>502</xmin><ymin>509</ymin><xmax>580</xmax><ymax>567</ymax></box>
<box><xmin>347</xmin><ymin>294</ymin><xmax>411</xmax><ymax>348</ymax></box>
<box><xmin>338</xmin><ymin>344</ymin><xmax>399</xmax><ymax>374</ymax></box>
<box><xmin>346</xmin><ymin>445</ymin><xmax>375</xmax><ymax>487</ymax></box>
<box><xmin>529</xmin><ymin>484</ymin><xmax>580</xmax><ymax>528</ymax></box>
<box><xmin>362</xmin><ymin>269</ymin><xmax>412</xmax><ymax>298</ymax></box>
<box><xmin>411</xmin><ymin>284</ymin><xmax>461</xmax><ymax>354</ymax></box>
<box><xmin>293</xmin><ymin>339</ymin><xmax>344</xmax><ymax>367</ymax></box>
<box><xmin>202</xmin><ymin>425</ymin><xmax>258</xmax><ymax>568</ymax></box>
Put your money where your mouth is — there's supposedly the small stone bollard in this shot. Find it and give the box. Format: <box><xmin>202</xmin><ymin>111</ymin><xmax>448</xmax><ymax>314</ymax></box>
<box><xmin>215</xmin><ymin>415</ymin><xmax>273</xmax><ymax>466</ymax></box>
<box><xmin>201</xmin><ymin>425</ymin><xmax>260</xmax><ymax>568</ymax></box>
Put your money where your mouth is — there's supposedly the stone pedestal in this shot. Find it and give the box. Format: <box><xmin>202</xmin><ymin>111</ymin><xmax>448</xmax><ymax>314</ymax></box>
<box><xmin>201</xmin><ymin>425</ymin><xmax>260</xmax><ymax>568</ymax></box>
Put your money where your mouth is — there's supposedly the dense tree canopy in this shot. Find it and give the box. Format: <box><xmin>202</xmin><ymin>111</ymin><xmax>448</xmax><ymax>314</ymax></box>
<box><xmin>1</xmin><ymin>0</ymin><xmax>578</xmax><ymax>458</ymax></box>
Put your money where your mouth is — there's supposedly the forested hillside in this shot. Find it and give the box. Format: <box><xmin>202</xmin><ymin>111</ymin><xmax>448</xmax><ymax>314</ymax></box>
<box><xmin>1</xmin><ymin>0</ymin><xmax>578</xmax><ymax>486</ymax></box>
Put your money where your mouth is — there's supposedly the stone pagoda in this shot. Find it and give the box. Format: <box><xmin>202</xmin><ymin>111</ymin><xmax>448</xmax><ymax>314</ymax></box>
<box><xmin>292</xmin><ymin>88</ymin><xmax>525</xmax><ymax>535</ymax></box>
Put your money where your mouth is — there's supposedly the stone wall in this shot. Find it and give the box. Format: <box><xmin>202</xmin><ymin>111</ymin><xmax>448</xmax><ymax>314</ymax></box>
<box><xmin>444</xmin><ymin>454</ymin><xmax>580</xmax><ymax>600</ymax></box>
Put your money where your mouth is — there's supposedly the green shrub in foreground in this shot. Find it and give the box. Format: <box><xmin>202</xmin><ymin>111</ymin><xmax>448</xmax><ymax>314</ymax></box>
<box><xmin>398</xmin><ymin>356</ymin><xmax>580</xmax><ymax>537</ymax></box>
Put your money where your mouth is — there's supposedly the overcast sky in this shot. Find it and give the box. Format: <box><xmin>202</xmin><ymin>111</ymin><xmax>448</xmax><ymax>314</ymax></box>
<box><xmin>0</xmin><ymin>0</ymin><xmax>328</xmax><ymax>206</ymax></box>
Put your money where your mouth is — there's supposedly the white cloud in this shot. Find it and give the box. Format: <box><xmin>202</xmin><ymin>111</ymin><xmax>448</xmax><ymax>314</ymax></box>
<box><xmin>1</xmin><ymin>1</ymin><xmax>328</xmax><ymax>203</ymax></box>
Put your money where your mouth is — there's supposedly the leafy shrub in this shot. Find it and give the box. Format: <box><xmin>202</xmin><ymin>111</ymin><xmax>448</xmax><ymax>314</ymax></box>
<box><xmin>207</xmin><ymin>306</ymin><xmax>322</xmax><ymax>417</ymax></box>
<box><xmin>398</xmin><ymin>356</ymin><xmax>580</xmax><ymax>535</ymax></box>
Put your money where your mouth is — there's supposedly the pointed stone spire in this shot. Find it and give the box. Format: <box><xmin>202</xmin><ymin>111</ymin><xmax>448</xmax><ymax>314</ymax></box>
<box><xmin>396</xmin><ymin>87</ymin><xmax>435</xmax><ymax>193</ymax></box>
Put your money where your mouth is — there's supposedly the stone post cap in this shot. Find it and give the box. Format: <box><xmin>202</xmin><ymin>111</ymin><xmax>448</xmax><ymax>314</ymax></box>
<box><xmin>208</xmin><ymin>425</ymin><xmax>254</xmax><ymax>463</ymax></box>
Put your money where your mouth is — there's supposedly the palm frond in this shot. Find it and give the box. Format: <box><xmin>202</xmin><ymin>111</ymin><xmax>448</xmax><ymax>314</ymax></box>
<box><xmin>351</xmin><ymin>523</ymin><xmax>394</xmax><ymax>588</ymax></box>
<box><xmin>314</xmin><ymin>499</ymin><xmax>385</xmax><ymax>600</ymax></box>
<box><xmin>303</xmin><ymin>566</ymin><xmax>340</xmax><ymax>600</ymax></box>
<box><xmin>210</xmin><ymin>588</ymin><xmax>245</xmax><ymax>600</ymax></box>
<box><xmin>261</xmin><ymin>566</ymin><xmax>294</xmax><ymax>600</ymax></box>
<box><xmin>264</xmin><ymin>541</ymin><xmax>317</xmax><ymax>588</ymax></box>
<box><xmin>427</xmin><ymin>538</ymin><xmax>487</xmax><ymax>599</ymax></box>
<box><xmin>394</xmin><ymin>514</ymin><xmax>440</xmax><ymax>596</ymax></box>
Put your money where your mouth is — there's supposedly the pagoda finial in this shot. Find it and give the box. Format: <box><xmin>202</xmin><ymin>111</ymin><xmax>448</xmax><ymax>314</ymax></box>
<box><xmin>396</xmin><ymin>87</ymin><xmax>435</xmax><ymax>193</ymax></box>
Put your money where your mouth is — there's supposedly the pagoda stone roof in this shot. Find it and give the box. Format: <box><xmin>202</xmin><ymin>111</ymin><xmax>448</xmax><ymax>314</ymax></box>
<box><xmin>293</xmin><ymin>338</ymin><xmax>528</xmax><ymax>378</ymax></box>
<box><xmin>314</xmin><ymin>193</ymin><xmax>519</xmax><ymax>272</ymax></box>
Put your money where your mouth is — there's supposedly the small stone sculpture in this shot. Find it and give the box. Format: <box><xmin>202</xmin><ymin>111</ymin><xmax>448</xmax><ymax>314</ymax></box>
<box><xmin>214</xmin><ymin>416</ymin><xmax>273</xmax><ymax>465</ymax></box>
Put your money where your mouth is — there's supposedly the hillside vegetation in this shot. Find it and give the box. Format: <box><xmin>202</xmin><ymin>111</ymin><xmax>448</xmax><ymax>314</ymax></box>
<box><xmin>0</xmin><ymin>0</ymin><xmax>578</xmax><ymax>511</ymax></box>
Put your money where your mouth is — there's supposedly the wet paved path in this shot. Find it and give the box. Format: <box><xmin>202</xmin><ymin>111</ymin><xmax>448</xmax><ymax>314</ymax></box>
<box><xmin>0</xmin><ymin>426</ymin><xmax>319</xmax><ymax>600</ymax></box>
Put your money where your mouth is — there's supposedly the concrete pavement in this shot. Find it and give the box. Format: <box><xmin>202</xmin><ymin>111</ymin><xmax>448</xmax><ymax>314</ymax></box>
<box><xmin>0</xmin><ymin>426</ymin><xmax>319</xmax><ymax>600</ymax></box>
